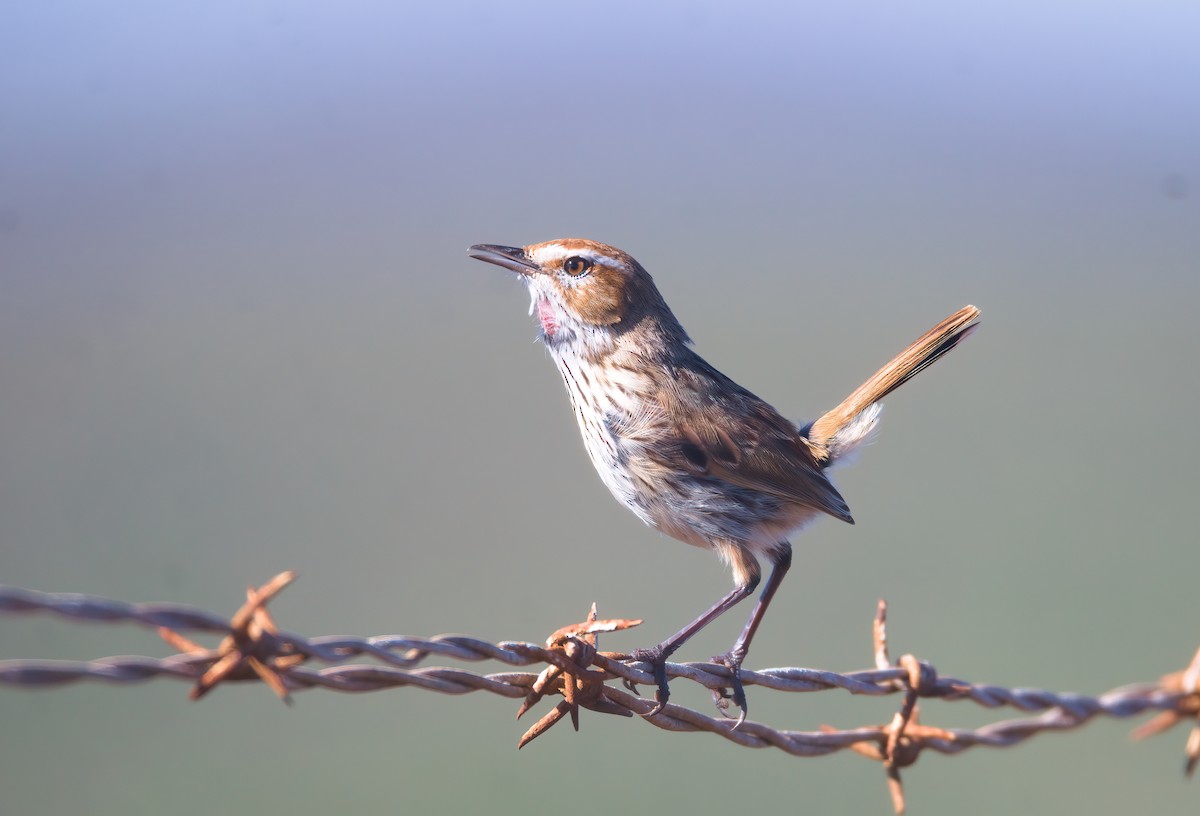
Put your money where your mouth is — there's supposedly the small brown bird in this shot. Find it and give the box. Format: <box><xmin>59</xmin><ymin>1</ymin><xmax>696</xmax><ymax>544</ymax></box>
<box><xmin>470</xmin><ymin>239</ymin><xmax>977</xmax><ymax>721</ymax></box>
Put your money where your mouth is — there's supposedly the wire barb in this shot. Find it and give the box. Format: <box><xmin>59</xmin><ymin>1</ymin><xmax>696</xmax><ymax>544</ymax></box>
<box><xmin>157</xmin><ymin>571</ymin><xmax>303</xmax><ymax>702</ymax></box>
<box><xmin>0</xmin><ymin>575</ymin><xmax>1196</xmax><ymax>813</ymax></box>
<box><xmin>514</xmin><ymin>603</ymin><xmax>642</xmax><ymax>747</ymax></box>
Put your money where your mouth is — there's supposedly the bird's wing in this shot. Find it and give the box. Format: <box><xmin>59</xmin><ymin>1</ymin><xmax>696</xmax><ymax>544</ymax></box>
<box><xmin>655</xmin><ymin>355</ymin><xmax>854</xmax><ymax>525</ymax></box>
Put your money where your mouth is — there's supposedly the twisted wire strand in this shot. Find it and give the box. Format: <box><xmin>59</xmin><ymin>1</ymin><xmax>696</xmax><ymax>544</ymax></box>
<box><xmin>0</xmin><ymin>584</ymin><xmax>1190</xmax><ymax>735</ymax></box>
<box><xmin>0</xmin><ymin>650</ymin><xmax>1187</xmax><ymax>756</ymax></box>
<box><xmin>1</xmin><ymin>580</ymin><xmax>1196</xmax><ymax>805</ymax></box>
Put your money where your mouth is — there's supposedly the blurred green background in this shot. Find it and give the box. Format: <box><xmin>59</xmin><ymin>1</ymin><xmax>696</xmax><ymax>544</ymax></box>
<box><xmin>2</xmin><ymin>2</ymin><xmax>1197</xmax><ymax>813</ymax></box>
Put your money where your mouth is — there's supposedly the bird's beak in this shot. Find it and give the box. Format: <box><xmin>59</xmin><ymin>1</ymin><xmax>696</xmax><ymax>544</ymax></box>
<box><xmin>468</xmin><ymin>244</ymin><xmax>537</xmax><ymax>275</ymax></box>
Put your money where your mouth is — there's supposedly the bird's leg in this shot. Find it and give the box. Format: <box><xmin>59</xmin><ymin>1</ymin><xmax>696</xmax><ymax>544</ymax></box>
<box><xmin>712</xmin><ymin>543</ymin><xmax>792</xmax><ymax>725</ymax></box>
<box><xmin>630</xmin><ymin>576</ymin><xmax>759</xmax><ymax>717</ymax></box>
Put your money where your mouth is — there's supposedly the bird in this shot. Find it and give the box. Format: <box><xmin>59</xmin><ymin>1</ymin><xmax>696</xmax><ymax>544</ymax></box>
<box><xmin>469</xmin><ymin>238</ymin><xmax>978</xmax><ymax>722</ymax></box>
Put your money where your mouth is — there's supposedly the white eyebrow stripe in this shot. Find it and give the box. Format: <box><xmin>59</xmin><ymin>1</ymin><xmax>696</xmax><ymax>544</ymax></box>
<box><xmin>528</xmin><ymin>244</ymin><xmax>622</xmax><ymax>269</ymax></box>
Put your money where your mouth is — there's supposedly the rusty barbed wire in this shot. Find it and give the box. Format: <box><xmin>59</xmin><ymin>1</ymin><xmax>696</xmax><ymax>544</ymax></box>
<box><xmin>1</xmin><ymin>574</ymin><xmax>1196</xmax><ymax>814</ymax></box>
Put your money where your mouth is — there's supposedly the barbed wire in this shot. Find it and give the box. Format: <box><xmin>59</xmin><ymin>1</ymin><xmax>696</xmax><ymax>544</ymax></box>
<box><xmin>1</xmin><ymin>572</ymin><xmax>1196</xmax><ymax>814</ymax></box>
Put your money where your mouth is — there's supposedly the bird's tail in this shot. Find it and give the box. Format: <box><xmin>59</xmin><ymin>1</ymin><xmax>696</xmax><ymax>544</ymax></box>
<box><xmin>806</xmin><ymin>305</ymin><xmax>980</xmax><ymax>465</ymax></box>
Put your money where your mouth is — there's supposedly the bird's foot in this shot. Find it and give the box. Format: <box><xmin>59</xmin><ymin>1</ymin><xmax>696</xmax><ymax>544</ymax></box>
<box><xmin>628</xmin><ymin>645</ymin><xmax>672</xmax><ymax>717</ymax></box>
<box><xmin>710</xmin><ymin>648</ymin><xmax>748</xmax><ymax>727</ymax></box>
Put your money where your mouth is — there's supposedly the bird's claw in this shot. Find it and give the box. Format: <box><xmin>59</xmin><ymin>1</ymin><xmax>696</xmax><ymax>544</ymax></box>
<box><xmin>629</xmin><ymin>646</ymin><xmax>671</xmax><ymax>717</ymax></box>
<box><xmin>711</xmin><ymin>650</ymin><xmax>748</xmax><ymax>727</ymax></box>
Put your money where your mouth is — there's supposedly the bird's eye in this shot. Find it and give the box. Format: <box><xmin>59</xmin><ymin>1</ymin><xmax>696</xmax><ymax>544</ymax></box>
<box><xmin>562</xmin><ymin>256</ymin><xmax>593</xmax><ymax>278</ymax></box>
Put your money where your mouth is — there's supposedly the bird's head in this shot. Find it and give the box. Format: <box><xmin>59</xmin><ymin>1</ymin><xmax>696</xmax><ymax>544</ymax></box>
<box><xmin>469</xmin><ymin>238</ymin><xmax>688</xmax><ymax>355</ymax></box>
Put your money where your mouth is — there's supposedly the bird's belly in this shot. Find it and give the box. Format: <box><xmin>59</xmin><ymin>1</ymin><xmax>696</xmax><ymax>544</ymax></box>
<box><xmin>556</xmin><ymin>354</ymin><xmax>660</xmax><ymax>527</ymax></box>
<box><xmin>580</xmin><ymin>416</ymin><xmax>818</xmax><ymax>555</ymax></box>
<box><xmin>557</xmin><ymin>354</ymin><xmax>820</xmax><ymax>556</ymax></box>
<box><xmin>628</xmin><ymin>462</ymin><xmax>822</xmax><ymax>555</ymax></box>
<box><xmin>570</xmin><ymin>409</ymin><xmax>659</xmax><ymax>528</ymax></box>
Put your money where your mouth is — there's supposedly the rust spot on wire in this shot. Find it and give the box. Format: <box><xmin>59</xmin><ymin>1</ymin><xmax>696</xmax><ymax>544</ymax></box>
<box><xmin>516</xmin><ymin>604</ymin><xmax>641</xmax><ymax>748</ymax></box>
<box><xmin>1131</xmin><ymin>643</ymin><xmax>1200</xmax><ymax>776</ymax></box>
<box><xmin>157</xmin><ymin>571</ymin><xmax>305</xmax><ymax>703</ymax></box>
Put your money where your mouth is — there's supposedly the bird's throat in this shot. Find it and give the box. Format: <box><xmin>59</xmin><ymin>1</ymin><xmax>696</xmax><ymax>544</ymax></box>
<box><xmin>535</xmin><ymin>296</ymin><xmax>559</xmax><ymax>339</ymax></box>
